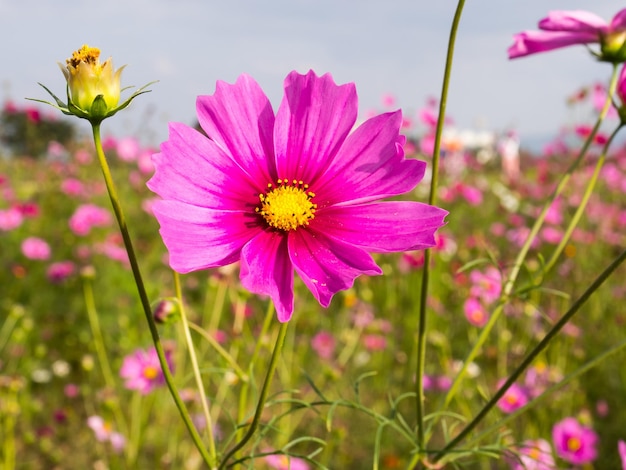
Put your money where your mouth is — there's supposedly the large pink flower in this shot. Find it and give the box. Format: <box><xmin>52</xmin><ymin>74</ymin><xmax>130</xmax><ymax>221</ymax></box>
<box><xmin>148</xmin><ymin>70</ymin><xmax>447</xmax><ymax>322</ymax></box>
<box><xmin>509</xmin><ymin>9</ymin><xmax>626</xmax><ymax>61</ymax></box>
<box><xmin>552</xmin><ymin>417</ymin><xmax>598</xmax><ymax>465</ymax></box>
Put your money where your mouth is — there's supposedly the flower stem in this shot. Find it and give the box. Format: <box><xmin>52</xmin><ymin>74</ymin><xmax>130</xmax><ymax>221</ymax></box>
<box><xmin>415</xmin><ymin>0</ymin><xmax>466</xmax><ymax>454</ymax></box>
<box><xmin>219</xmin><ymin>320</ymin><xmax>289</xmax><ymax>470</ymax></box>
<box><xmin>441</xmin><ymin>63</ymin><xmax>620</xmax><ymax>410</ymax></box>
<box><xmin>174</xmin><ymin>271</ymin><xmax>218</xmax><ymax>461</ymax></box>
<box><xmin>432</xmin><ymin>245</ymin><xmax>626</xmax><ymax>462</ymax></box>
<box><xmin>90</xmin><ymin>123</ymin><xmax>215</xmax><ymax>468</ymax></box>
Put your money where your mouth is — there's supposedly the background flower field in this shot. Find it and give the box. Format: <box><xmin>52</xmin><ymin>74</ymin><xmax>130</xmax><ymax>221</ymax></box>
<box><xmin>1</xmin><ymin>84</ymin><xmax>626</xmax><ymax>469</ymax></box>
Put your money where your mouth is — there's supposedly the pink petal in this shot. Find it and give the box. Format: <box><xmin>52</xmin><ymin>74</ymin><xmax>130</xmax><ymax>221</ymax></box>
<box><xmin>152</xmin><ymin>200</ymin><xmax>260</xmax><ymax>272</ymax></box>
<box><xmin>148</xmin><ymin>122</ymin><xmax>260</xmax><ymax>209</ymax></box>
<box><xmin>313</xmin><ymin>111</ymin><xmax>425</xmax><ymax>205</ymax></box>
<box><xmin>288</xmin><ymin>229</ymin><xmax>381</xmax><ymax>309</ymax></box>
<box><xmin>508</xmin><ymin>30</ymin><xmax>599</xmax><ymax>58</ymax></box>
<box><xmin>240</xmin><ymin>230</ymin><xmax>294</xmax><ymax>322</ymax></box>
<box><xmin>196</xmin><ymin>74</ymin><xmax>276</xmax><ymax>185</ymax></box>
<box><xmin>313</xmin><ymin>202</ymin><xmax>447</xmax><ymax>252</ymax></box>
<box><xmin>274</xmin><ymin>70</ymin><xmax>357</xmax><ymax>184</ymax></box>
<box><xmin>539</xmin><ymin>10</ymin><xmax>607</xmax><ymax>33</ymax></box>
<box><xmin>611</xmin><ymin>8</ymin><xmax>626</xmax><ymax>31</ymax></box>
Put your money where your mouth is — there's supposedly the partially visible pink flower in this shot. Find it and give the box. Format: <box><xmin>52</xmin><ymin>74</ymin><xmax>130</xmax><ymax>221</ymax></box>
<box><xmin>47</xmin><ymin>261</ymin><xmax>76</xmax><ymax>283</ymax></box>
<box><xmin>120</xmin><ymin>346</ymin><xmax>173</xmax><ymax>394</ymax></box>
<box><xmin>311</xmin><ymin>331</ymin><xmax>336</xmax><ymax>360</ymax></box>
<box><xmin>69</xmin><ymin>204</ymin><xmax>112</xmax><ymax>236</ymax></box>
<box><xmin>362</xmin><ymin>334</ymin><xmax>387</xmax><ymax>351</ymax></box>
<box><xmin>458</xmin><ymin>184</ymin><xmax>483</xmax><ymax>206</ymax></box>
<box><xmin>618</xmin><ymin>439</ymin><xmax>626</xmax><ymax>469</ymax></box>
<box><xmin>509</xmin><ymin>439</ymin><xmax>555</xmax><ymax>470</ymax></box>
<box><xmin>16</xmin><ymin>202</ymin><xmax>40</xmax><ymax>219</ymax></box>
<box><xmin>464</xmin><ymin>297</ymin><xmax>489</xmax><ymax>327</ymax></box>
<box><xmin>509</xmin><ymin>9</ymin><xmax>626</xmax><ymax>62</ymax></box>
<box><xmin>61</xmin><ymin>178</ymin><xmax>85</xmax><ymax>196</ymax></box>
<box><xmin>147</xmin><ymin>70</ymin><xmax>447</xmax><ymax>322</ymax></box>
<box><xmin>116</xmin><ymin>136</ymin><xmax>140</xmax><ymax>162</ymax></box>
<box><xmin>469</xmin><ymin>266</ymin><xmax>501</xmax><ymax>304</ymax></box>
<box><xmin>552</xmin><ymin>417</ymin><xmax>598</xmax><ymax>465</ymax></box>
<box><xmin>87</xmin><ymin>415</ymin><xmax>126</xmax><ymax>453</ymax></box>
<box><xmin>264</xmin><ymin>454</ymin><xmax>309</xmax><ymax>470</ymax></box>
<box><xmin>496</xmin><ymin>381</ymin><xmax>529</xmax><ymax>414</ymax></box>
<box><xmin>0</xmin><ymin>207</ymin><xmax>23</xmax><ymax>231</ymax></box>
<box><xmin>21</xmin><ymin>237</ymin><xmax>51</xmax><ymax>260</ymax></box>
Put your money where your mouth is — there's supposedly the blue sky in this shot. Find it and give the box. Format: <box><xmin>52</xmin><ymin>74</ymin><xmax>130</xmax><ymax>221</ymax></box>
<box><xmin>0</xmin><ymin>0</ymin><xmax>622</xmax><ymax>149</ymax></box>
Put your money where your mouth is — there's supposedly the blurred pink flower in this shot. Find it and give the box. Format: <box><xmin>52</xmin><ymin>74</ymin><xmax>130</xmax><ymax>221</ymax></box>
<box><xmin>552</xmin><ymin>417</ymin><xmax>598</xmax><ymax>465</ymax></box>
<box><xmin>509</xmin><ymin>9</ymin><xmax>626</xmax><ymax>60</ymax></box>
<box><xmin>60</xmin><ymin>178</ymin><xmax>85</xmax><ymax>196</ymax></box>
<box><xmin>87</xmin><ymin>416</ymin><xmax>126</xmax><ymax>453</ymax></box>
<box><xmin>541</xmin><ymin>226</ymin><xmax>563</xmax><ymax>244</ymax></box>
<box><xmin>464</xmin><ymin>297</ymin><xmax>489</xmax><ymax>327</ymax></box>
<box><xmin>509</xmin><ymin>439</ymin><xmax>555</xmax><ymax>470</ymax></box>
<box><xmin>47</xmin><ymin>261</ymin><xmax>76</xmax><ymax>283</ymax></box>
<box><xmin>469</xmin><ymin>266</ymin><xmax>501</xmax><ymax>304</ymax></box>
<box><xmin>69</xmin><ymin>204</ymin><xmax>112</xmax><ymax>236</ymax></box>
<box><xmin>381</xmin><ymin>93</ymin><xmax>396</xmax><ymax>108</ymax></box>
<box><xmin>496</xmin><ymin>381</ymin><xmax>529</xmax><ymax>414</ymax></box>
<box><xmin>362</xmin><ymin>334</ymin><xmax>387</xmax><ymax>351</ymax></box>
<box><xmin>120</xmin><ymin>346</ymin><xmax>173</xmax><ymax>394</ymax></box>
<box><xmin>458</xmin><ymin>184</ymin><xmax>483</xmax><ymax>206</ymax></box>
<box><xmin>0</xmin><ymin>207</ymin><xmax>23</xmax><ymax>231</ymax></box>
<box><xmin>265</xmin><ymin>454</ymin><xmax>309</xmax><ymax>470</ymax></box>
<box><xmin>21</xmin><ymin>237</ymin><xmax>51</xmax><ymax>260</ymax></box>
<box><xmin>619</xmin><ymin>439</ymin><xmax>626</xmax><ymax>469</ymax></box>
<box><xmin>116</xmin><ymin>136</ymin><xmax>141</xmax><ymax>162</ymax></box>
<box><xmin>311</xmin><ymin>331</ymin><xmax>336</xmax><ymax>360</ymax></box>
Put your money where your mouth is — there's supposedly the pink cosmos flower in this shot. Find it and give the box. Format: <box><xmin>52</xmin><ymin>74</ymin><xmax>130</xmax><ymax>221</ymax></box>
<box><xmin>264</xmin><ymin>454</ymin><xmax>310</xmax><ymax>470</ymax></box>
<box><xmin>552</xmin><ymin>417</ymin><xmax>598</xmax><ymax>465</ymax></box>
<box><xmin>469</xmin><ymin>266</ymin><xmax>502</xmax><ymax>304</ymax></box>
<box><xmin>87</xmin><ymin>415</ymin><xmax>126</xmax><ymax>453</ymax></box>
<box><xmin>0</xmin><ymin>207</ymin><xmax>23</xmax><ymax>231</ymax></box>
<box><xmin>21</xmin><ymin>237</ymin><xmax>51</xmax><ymax>260</ymax></box>
<box><xmin>362</xmin><ymin>333</ymin><xmax>387</xmax><ymax>351</ymax></box>
<box><xmin>464</xmin><ymin>297</ymin><xmax>489</xmax><ymax>327</ymax></box>
<box><xmin>147</xmin><ymin>70</ymin><xmax>447</xmax><ymax>322</ymax></box>
<box><xmin>509</xmin><ymin>439</ymin><xmax>555</xmax><ymax>470</ymax></box>
<box><xmin>311</xmin><ymin>331</ymin><xmax>336</xmax><ymax>360</ymax></box>
<box><xmin>619</xmin><ymin>439</ymin><xmax>626</xmax><ymax>469</ymax></box>
<box><xmin>509</xmin><ymin>9</ymin><xmax>626</xmax><ymax>61</ymax></box>
<box><xmin>47</xmin><ymin>261</ymin><xmax>76</xmax><ymax>283</ymax></box>
<box><xmin>69</xmin><ymin>204</ymin><xmax>112</xmax><ymax>236</ymax></box>
<box><xmin>496</xmin><ymin>380</ymin><xmax>529</xmax><ymax>414</ymax></box>
<box><xmin>120</xmin><ymin>346</ymin><xmax>173</xmax><ymax>394</ymax></box>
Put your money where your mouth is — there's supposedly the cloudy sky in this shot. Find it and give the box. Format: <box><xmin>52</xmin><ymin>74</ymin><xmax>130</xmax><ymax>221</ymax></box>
<box><xmin>0</xmin><ymin>0</ymin><xmax>621</xmax><ymax>149</ymax></box>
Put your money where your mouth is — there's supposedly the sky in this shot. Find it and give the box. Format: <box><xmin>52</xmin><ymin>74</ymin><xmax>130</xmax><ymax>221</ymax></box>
<box><xmin>0</xmin><ymin>0</ymin><xmax>622</xmax><ymax>151</ymax></box>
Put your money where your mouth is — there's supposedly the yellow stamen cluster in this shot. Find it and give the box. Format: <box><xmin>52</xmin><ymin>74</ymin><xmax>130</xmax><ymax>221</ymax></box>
<box><xmin>566</xmin><ymin>436</ymin><xmax>582</xmax><ymax>452</ymax></box>
<box><xmin>256</xmin><ymin>179</ymin><xmax>317</xmax><ymax>231</ymax></box>
<box><xmin>142</xmin><ymin>366</ymin><xmax>159</xmax><ymax>380</ymax></box>
<box><xmin>67</xmin><ymin>45</ymin><xmax>101</xmax><ymax>68</ymax></box>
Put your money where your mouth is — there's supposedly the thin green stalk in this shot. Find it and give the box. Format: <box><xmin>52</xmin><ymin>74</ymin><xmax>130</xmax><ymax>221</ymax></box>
<box><xmin>174</xmin><ymin>271</ymin><xmax>218</xmax><ymax>461</ymax></box>
<box><xmin>219</xmin><ymin>320</ymin><xmax>289</xmax><ymax>470</ymax></box>
<box><xmin>188</xmin><ymin>322</ymin><xmax>249</xmax><ymax>381</ymax></box>
<box><xmin>2</xmin><ymin>404</ymin><xmax>15</xmax><ymax>470</ymax></box>
<box><xmin>82</xmin><ymin>276</ymin><xmax>128</xmax><ymax>438</ymax></box>
<box><xmin>442</xmin><ymin>63</ymin><xmax>620</xmax><ymax>409</ymax></box>
<box><xmin>90</xmin><ymin>123</ymin><xmax>214</xmax><ymax>468</ymax></box>
<box><xmin>415</xmin><ymin>0</ymin><xmax>466</xmax><ymax>453</ymax></box>
<box><xmin>542</xmin><ymin>124</ymin><xmax>624</xmax><ymax>275</ymax></box>
<box><xmin>432</xmin><ymin>245</ymin><xmax>626</xmax><ymax>462</ymax></box>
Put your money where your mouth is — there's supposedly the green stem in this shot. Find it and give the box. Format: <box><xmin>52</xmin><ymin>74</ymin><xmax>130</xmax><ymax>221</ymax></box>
<box><xmin>188</xmin><ymin>322</ymin><xmax>249</xmax><ymax>381</ymax></box>
<box><xmin>432</xmin><ymin>245</ymin><xmax>626</xmax><ymax>462</ymax></box>
<box><xmin>442</xmin><ymin>63</ymin><xmax>620</xmax><ymax>409</ymax></box>
<box><xmin>219</xmin><ymin>320</ymin><xmax>289</xmax><ymax>470</ymax></box>
<box><xmin>82</xmin><ymin>276</ymin><xmax>128</xmax><ymax>438</ymax></box>
<box><xmin>415</xmin><ymin>0</ymin><xmax>466</xmax><ymax>454</ymax></box>
<box><xmin>90</xmin><ymin>123</ymin><xmax>214</xmax><ymax>467</ymax></box>
<box><xmin>174</xmin><ymin>271</ymin><xmax>218</xmax><ymax>461</ymax></box>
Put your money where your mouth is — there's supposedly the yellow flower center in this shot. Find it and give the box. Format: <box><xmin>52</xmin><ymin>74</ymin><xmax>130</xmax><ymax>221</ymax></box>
<box><xmin>567</xmin><ymin>436</ymin><xmax>582</xmax><ymax>452</ymax></box>
<box><xmin>143</xmin><ymin>366</ymin><xmax>159</xmax><ymax>380</ymax></box>
<box><xmin>256</xmin><ymin>179</ymin><xmax>316</xmax><ymax>231</ymax></box>
<box><xmin>67</xmin><ymin>45</ymin><xmax>101</xmax><ymax>69</ymax></box>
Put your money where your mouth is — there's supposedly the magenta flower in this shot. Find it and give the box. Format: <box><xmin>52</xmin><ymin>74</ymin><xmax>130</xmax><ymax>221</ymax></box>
<box><xmin>311</xmin><ymin>331</ymin><xmax>336</xmax><ymax>360</ymax></box>
<box><xmin>119</xmin><ymin>346</ymin><xmax>173</xmax><ymax>394</ymax></box>
<box><xmin>0</xmin><ymin>207</ymin><xmax>23</xmax><ymax>231</ymax></box>
<box><xmin>552</xmin><ymin>417</ymin><xmax>598</xmax><ymax>465</ymax></box>
<box><xmin>509</xmin><ymin>9</ymin><xmax>626</xmax><ymax>61</ymax></box>
<box><xmin>148</xmin><ymin>71</ymin><xmax>447</xmax><ymax>322</ymax></box>
<box><xmin>464</xmin><ymin>297</ymin><xmax>489</xmax><ymax>327</ymax></box>
<box><xmin>264</xmin><ymin>454</ymin><xmax>310</xmax><ymax>470</ymax></box>
<box><xmin>509</xmin><ymin>439</ymin><xmax>555</xmax><ymax>470</ymax></box>
<box><xmin>469</xmin><ymin>266</ymin><xmax>502</xmax><ymax>304</ymax></box>
<box><xmin>21</xmin><ymin>237</ymin><xmax>51</xmax><ymax>260</ymax></box>
<box><xmin>87</xmin><ymin>416</ymin><xmax>126</xmax><ymax>453</ymax></box>
<box><xmin>619</xmin><ymin>439</ymin><xmax>626</xmax><ymax>469</ymax></box>
<box><xmin>47</xmin><ymin>261</ymin><xmax>76</xmax><ymax>283</ymax></box>
<box><xmin>496</xmin><ymin>380</ymin><xmax>529</xmax><ymax>414</ymax></box>
<box><xmin>69</xmin><ymin>203</ymin><xmax>112</xmax><ymax>236</ymax></box>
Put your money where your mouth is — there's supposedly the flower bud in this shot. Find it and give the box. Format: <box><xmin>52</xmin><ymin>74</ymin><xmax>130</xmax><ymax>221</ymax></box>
<box><xmin>60</xmin><ymin>45</ymin><xmax>125</xmax><ymax>121</ymax></box>
<box><xmin>601</xmin><ymin>30</ymin><xmax>626</xmax><ymax>63</ymax></box>
<box><xmin>152</xmin><ymin>299</ymin><xmax>179</xmax><ymax>325</ymax></box>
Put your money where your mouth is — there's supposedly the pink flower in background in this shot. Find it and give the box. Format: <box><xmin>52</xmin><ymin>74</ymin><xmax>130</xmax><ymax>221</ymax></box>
<box><xmin>120</xmin><ymin>346</ymin><xmax>173</xmax><ymax>394</ymax></box>
<box><xmin>69</xmin><ymin>204</ymin><xmax>112</xmax><ymax>236</ymax></box>
<box><xmin>618</xmin><ymin>439</ymin><xmax>626</xmax><ymax>469</ymax></box>
<box><xmin>311</xmin><ymin>331</ymin><xmax>336</xmax><ymax>359</ymax></box>
<box><xmin>509</xmin><ymin>9</ymin><xmax>626</xmax><ymax>60</ymax></box>
<box><xmin>509</xmin><ymin>439</ymin><xmax>555</xmax><ymax>470</ymax></box>
<box><xmin>148</xmin><ymin>70</ymin><xmax>447</xmax><ymax>322</ymax></box>
<box><xmin>87</xmin><ymin>416</ymin><xmax>126</xmax><ymax>453</ymax></box>
<box><xmin>362</xmin><ymin>334</ymin><xmax>387</xmax><ymax>351</ymax></box>
<box><xmin>469</xmin><ymin>266</ymin><xmax>502</xmax><ymax>304</ymax></box>
<box><xmin>116</xmin><ymin>136</ymin><xmax>141</xmax><ymax>162</ymax></box>
<box><xmin>21</xmin><ymin>237</ymin><xmax>51</xmax><ymax>260</ymax></box>
<box><xmin>47</xmin><ymin>261</ymin><xmax>76</xmax><ymax>283</ymax></box>
<box><xmin>60</xmin><ymin>178</ymin><xmax>85</xmax><ymax>196</ymax></box>
<box><xmin>464</xmin><ymin>297</ymin><xmax>489</xmax><ymax>327</ymax></box>
<box><xmin>552</xmin><ymin>417</ymin><xmax>598</xmax><ymax>465</ymax></box>
<box><xmin>0</xmin><ymin>207</ymin><xmax>23</xmax><ymax>231</ymax></box>
<box><xmin>496</xmin><ymin>381</ymin><xmax>529</xmax><ymax>414</ymax></box>
<box><xmin>265</xmin><ymin>454</ymin><xmax>310</xmax><ymax>470</ymax></box>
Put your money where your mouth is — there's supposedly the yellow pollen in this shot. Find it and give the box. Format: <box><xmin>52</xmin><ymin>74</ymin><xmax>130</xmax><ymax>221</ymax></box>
<box><xmin>143</xmin><ymin>366</ymin><xmax>159</xmax><ymax>380</ymax></box>
<box><xmin>67</xmin><ymin>44</ymin><xmax>101</xmax><ymax>68</ymax></box>
<box><xmin>567</xmin><ymin>436</ymin><xmax>582</xmax><ymax>452</ymax></box>
<box><xmin>256</xmin><ymin>179</ymin><xmax>316</xmax><ymax>231</ymax></box>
